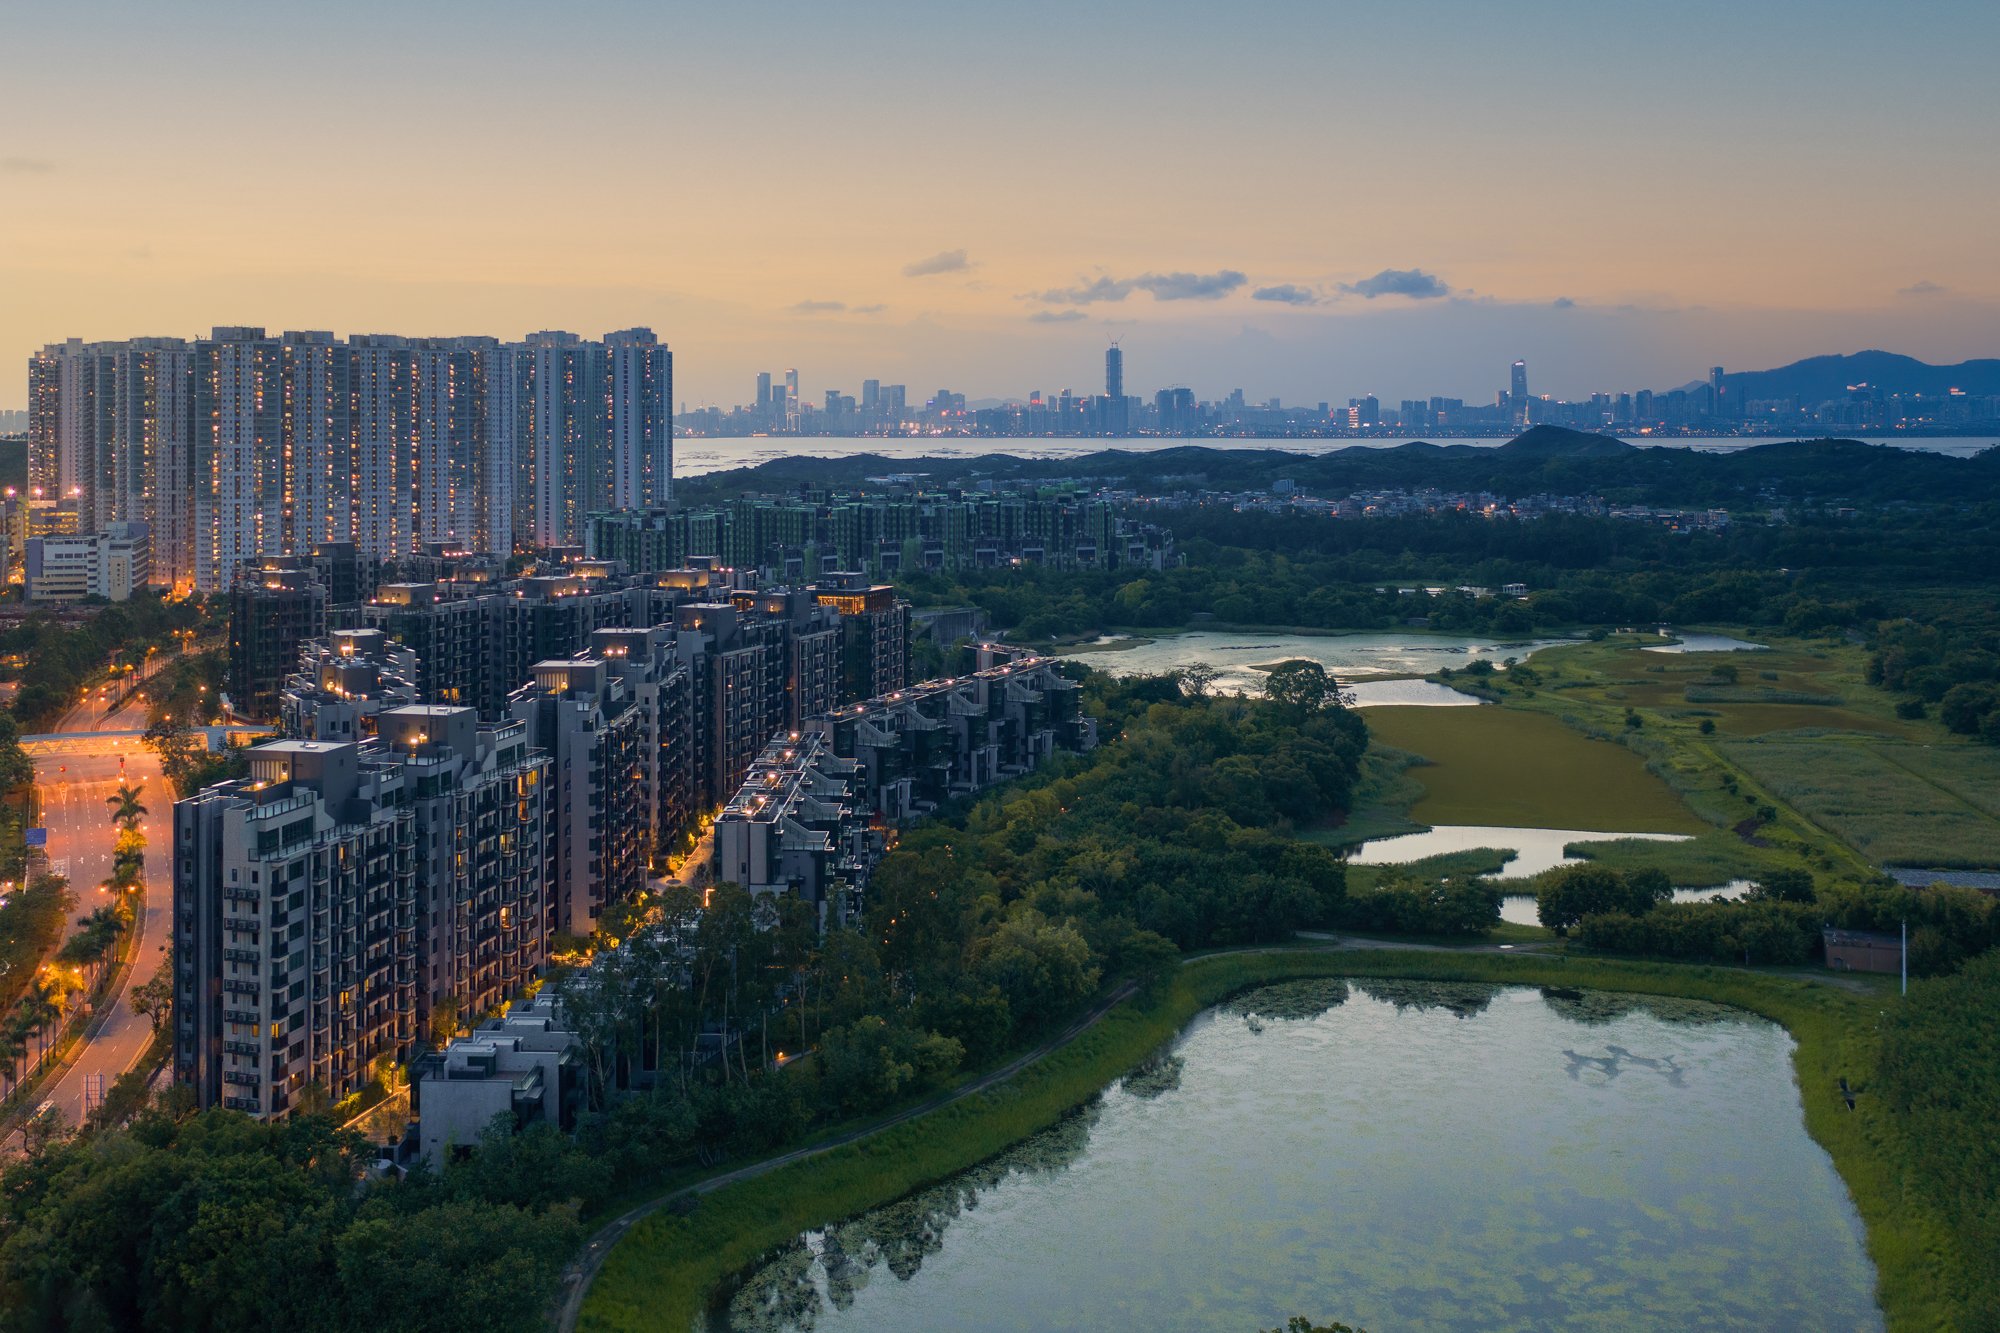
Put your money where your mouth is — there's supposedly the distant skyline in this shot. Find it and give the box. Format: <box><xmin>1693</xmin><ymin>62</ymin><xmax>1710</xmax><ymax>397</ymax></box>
<box><xmin>5</xmin><ymin>0</ymin><xmax>1998</xmax><ymax>410</ymax></box>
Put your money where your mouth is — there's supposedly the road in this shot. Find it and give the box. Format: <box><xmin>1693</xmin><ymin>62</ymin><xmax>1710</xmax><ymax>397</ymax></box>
<box><xmin>29</xmin><ymin>669</ymin><xmax>174</xmax><ymax>1127</ymax></box>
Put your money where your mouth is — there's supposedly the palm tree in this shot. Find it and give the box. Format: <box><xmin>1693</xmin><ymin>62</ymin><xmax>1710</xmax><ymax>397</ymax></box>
<box><xmin>106</xmin><ymin>782</ymin><xmax>147</xmax><ymax>831</ymax></box>
<box><xmin>0</xmin><ymin>1034</ymin><xmax>24</xmax><ymax>1097</ymax></box>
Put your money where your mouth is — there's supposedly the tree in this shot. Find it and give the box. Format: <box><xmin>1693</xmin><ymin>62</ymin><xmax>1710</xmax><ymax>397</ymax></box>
<box><xmin>132</xmin><ymin>964</ymin><xmax>174</xmax><ymax>1034</ymax></box>
<box><xmin>1751</xmin><ymin>868</ymin><xmax>1816</xmax><ymax>903</ymax></box>
<box><xmin>1537</xmin><ymin>864</ymin><xmax>1671</xmax><ymax>932</ymax></box>
<box><xmin>1173</xmin><ymin>662</ymin><xmax>1219</xmax><ymax>699</ymax></box>
<box><xmin>106</xmin><ymin>781</ymin><xmax>148</xmax><ymax>830</ymax></box>
<box><xmin>969</xmin><ymin>912</ymin><xmax>1100</xmax><ymax>1034</ymax></box>
<box><xmin>1262</xmin><ymin>659</ymin><xmax>1351</xmax><ymax>714</ymax></box>
<box><xmin>143</xmin><ymin>713</ymin><xmax>206</xmax><ymax>789</ymax></box>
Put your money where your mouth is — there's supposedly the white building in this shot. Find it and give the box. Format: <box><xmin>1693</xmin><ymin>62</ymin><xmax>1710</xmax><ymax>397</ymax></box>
<box><xmin>25</xmin><ymin>521</ymin><xmax>150</xmax><ymax>602</ymax></box>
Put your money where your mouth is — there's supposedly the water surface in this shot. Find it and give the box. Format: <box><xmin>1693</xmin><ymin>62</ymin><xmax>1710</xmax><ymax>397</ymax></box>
<box><xmin>1500</xmin><ymin>880</ymin><xmax>1756</xmax><ymax>926</ymax></box>
<box><xmin>723</xmin><ymin>981</ymin><xmax>1878</xmax><ymax>1333</ymax></box>
<box><xmin>1349</xmin><ymin>824</ymin><xmax>1691</xmax><ymax>878</ymax></box>
<box><xmin>1643</xmin><ymin>633</ymin><xmax>1768</xmax><ymax>654</ymax></box>
<box><xmin>674</xmin><ymin>434</ymin><xmax>1994</xmax><ymax>478</ymax></box>
<box><xmin>1060</xmin><ymin>631</ymin><xmax>1569</xmax><ymax>695</ymax></box>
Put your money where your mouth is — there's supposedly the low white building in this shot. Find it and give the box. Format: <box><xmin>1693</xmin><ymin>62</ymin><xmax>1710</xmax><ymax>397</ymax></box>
<box><xmin>25</xmin><ymin>521</ymin><xmax>149</xmax><ymax>602</ymax></box>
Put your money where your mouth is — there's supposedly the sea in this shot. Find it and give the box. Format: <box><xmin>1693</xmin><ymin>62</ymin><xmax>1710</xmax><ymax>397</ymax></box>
<box><xmin>672</xmin><ymin>434</ymin><xmax>1994</xmax><ymax>479</ymax></box>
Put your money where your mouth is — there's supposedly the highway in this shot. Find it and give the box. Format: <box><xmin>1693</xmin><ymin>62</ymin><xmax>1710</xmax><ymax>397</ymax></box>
<box><xmin>29</xmin><ymin>670</ymin><xmax>174</xmax><ymax>1127</ymax></box>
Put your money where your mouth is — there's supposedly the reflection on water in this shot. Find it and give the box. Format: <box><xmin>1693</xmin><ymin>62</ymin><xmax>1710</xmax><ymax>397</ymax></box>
<box><xmin>1501</xmin><ymin>879</ymin><xmax>1754</xmax><ymax>927</ymax></box>
<box><xmin>720</xmin><ymin>982</ymin><xmax>1879</xmax><ymax>1333</ymax></box>
<box><xmin>1350</xmin><ymin>825</ymin><xmax>1691</xmax><ymax>879</ymax></box>
<box><xmin>1346</xmin><ymin>678</ymin><xmax>1483</xmax><ymax>708</ymax></box>
<box><xmin>724</xmin><ymin>1102</ymin><xmax>1103</xmax><ymax>1330</ymax></box>
<box><xmin>1058</xmin><ymin>630</ymin><xmax>1571</xmax><ymax>695</ymax></box>
<box><xmin>1643</xmin><ymin>632</ymin><xmax>1769</xmax><ymax>654</ymax></box>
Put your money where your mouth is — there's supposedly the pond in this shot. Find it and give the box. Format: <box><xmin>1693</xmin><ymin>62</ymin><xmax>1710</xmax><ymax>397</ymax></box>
<box><xmin>721</xmin><ymin>981</ymin><xmax>1878</xmax><ymax>1332</ymax></box>
<box><xmin>1346</xmin><ymin>678</ymin><xmax>1484</xmax><ymax>708</ymax></box>
<box><xmin>1643</xmin><ymin>632</ymin><xmax>1768</xmax><ymax>654</ymax></box>
<box><xmin>1500</xmin><ymin>880</ymin><xmax>1756</xmax><ymax>927</ymax></box>
<box><xmin>1059</xmin><ymin>631</ymin><xmax>1573</xmax><ymax>696</ymax></box>
<box><xmin>1347</xmin><ymin>824</ymin><xmax>1692</xmax><ymax>879</ymax></box>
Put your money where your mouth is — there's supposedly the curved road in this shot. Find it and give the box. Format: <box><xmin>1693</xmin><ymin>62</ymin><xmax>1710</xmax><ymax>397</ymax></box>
<box><xmin>28</xmin><ymin>671</ymin><xmax>173</xmax><ymax>1128</ymax></box>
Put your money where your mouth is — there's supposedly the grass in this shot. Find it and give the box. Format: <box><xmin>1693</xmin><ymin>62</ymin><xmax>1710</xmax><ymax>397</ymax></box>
<box><xmin>1310</xmin><ymin>744</ymin><xmax>1429</xmax><ymax>846</ymax></box>
<box><xmin>1362</xmin><ymin>704</ymin><xmax>1705</xmax><ymax>834</ymax></box>
<box><xmin>1464</xmin><ymin>632</ymin><xmax>1995</xmax><ymax>879</ymax></box>
<box><xmin>1339</xmin><ymin>846</ymin><xmax>1514</xmax><ymax>893</ymax></box>
<box><xmin>1559</xmin><ymin>833</ymin><xmax>1765</xmax><ymax>887</ymax></box>
<box><xmin>579</xmin><ymin>948</ymin><xmax>1959</xmax><ymax>1333</ymax></box>
<box><xmin>1720</xmin><ymin>736</ymin><xmax>2000</xmax><ymax>868</ymax></box>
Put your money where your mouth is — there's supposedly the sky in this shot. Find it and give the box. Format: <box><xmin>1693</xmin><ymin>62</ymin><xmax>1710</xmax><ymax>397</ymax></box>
<box><xmin>4</xmin><ymin>0</ymin><xmax>1998</xmax><ymax>411</ymax></box>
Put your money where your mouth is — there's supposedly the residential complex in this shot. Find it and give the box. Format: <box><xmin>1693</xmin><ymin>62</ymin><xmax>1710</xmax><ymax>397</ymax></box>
<box><xmin>28</xmin><ymin>327</ymin><xmax>671</xmax><ymax>591</ymax></box>
<box><xmin>713</xmin><ymin>651</ymin><xmax>1095</xmax><ymax>921</ymax></box>
<box><xmin>586</xmin><ymin>491</ymin><xmax>1174</xmax><ymax>579</ymax></box>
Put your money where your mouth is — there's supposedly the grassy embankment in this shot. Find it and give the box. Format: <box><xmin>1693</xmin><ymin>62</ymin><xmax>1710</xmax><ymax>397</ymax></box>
<box><xmin>581</xmin><ymin>947</ymin><xmax>1958</xmax><ymax>1333</ymax></box>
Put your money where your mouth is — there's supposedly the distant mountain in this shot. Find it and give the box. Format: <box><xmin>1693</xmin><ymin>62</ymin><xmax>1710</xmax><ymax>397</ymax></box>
<box><xmin>1698</xmin><ymin>351</ymin><xmax>2000</xmax><ymax>403</ymax></box>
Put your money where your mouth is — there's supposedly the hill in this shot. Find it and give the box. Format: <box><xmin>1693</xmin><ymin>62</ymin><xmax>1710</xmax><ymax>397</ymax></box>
<box><xmin>1705</xmin><ymin>351</ymin><xmax>2000</xmax><ymax>403</ymax></box>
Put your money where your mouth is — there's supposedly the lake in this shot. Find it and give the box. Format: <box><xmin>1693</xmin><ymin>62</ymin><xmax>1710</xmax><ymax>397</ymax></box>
<box><xmin>1059</xmin><ymin>631</ymin><xmax>1569</xmax><ymax>695</ymax></box>
<box><xmin>722</xmin><ymin>980</ymin><xmax>1879</xmax><ymax>1332</ymax></box>
<box><xmin>673</xmin><ymin>434</ymin><xmax>1994</xmax><ymax>478</ymax></box>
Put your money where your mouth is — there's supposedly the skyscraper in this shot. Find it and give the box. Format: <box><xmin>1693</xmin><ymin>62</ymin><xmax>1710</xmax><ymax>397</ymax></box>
<box><xmin>31</xmin><ymin>325</ymin><xmax>666</xmax><ymax>583</ymax></box>
<box><xmin>1105</xmin><ymin>344</ymin><xmax>1123</xmax><ymax>400</ymax></box>
<box><xmin>1511</xmin><ymin>360</ymin><xmax>1529</xmax><ymax>428</ymax></box>
<box><xmin>192</xmin><ymin>328</ymin><xmax>285</xmax><ymax>591</ymax></box>
<box><xmin>605</xmin><ymin>327</ymin><xmax>672</xmax><ymax>510</ymax></box>
<box><xmin>1709</xmin><ymin>366</ymin><xmax>1727</xmax><ymax>418</ymax></box>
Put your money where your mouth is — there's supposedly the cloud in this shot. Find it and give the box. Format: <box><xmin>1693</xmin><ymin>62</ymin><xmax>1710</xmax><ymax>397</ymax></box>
<box><xmin>903</xmin><ymin>249</ymin><xmax>971</xmax><ymax>277</ymax></box>
<box><xmin>1035</xmin><ymin>276</ymin><xmax>1136</xmax><ymax>304</ymax></box>
<box><xmin>1551</xmin><ymin>296</ymin><xmax>1576</xmax><ymax>309</ymax></box>
<box><xmin>788</xmin><ymin>299</ymin><xmax>885</xmax><ymax>315</ymax></box>
<box><xmin>0</xmin><ymin>157</ymin><xmax>55</xmax><ymax>174</ymax></box>
<box><xmin>1034</xmin><ymin>268</ymin><xmax>1247</xmax><ymax>305</ymax></box>
<box><xmin>1138</xmin><ymin>269</ymin><xmax>1247</xmax><ymax>301</ymax></box>
<box><xmin>1028</xmin><ymin>309</ymin><xmax>1088</xmax><ymax>324</ymax></box>
<box><xmin>1252</xmin><ymin>283</ymin><xmax>1319</xmax><ymax>306</ymax></box>
<box><xmin>1898</xmin><ymin>279</ymin><xmax>1947</xmax><ymax>298</ymax></box>
<box><xmin>1339</xmin><ymin>267</ymin><xmax>1451</xmax><ymax>300</ymax></box>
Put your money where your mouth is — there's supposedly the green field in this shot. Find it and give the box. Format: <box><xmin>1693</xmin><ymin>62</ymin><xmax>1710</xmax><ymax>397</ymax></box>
<box><xmin>580</xmin><ymin>949</ymin><xmax>1960</xmax><ymax>1333</ymax></box>
<box><xmin>1451</xmin><ymin>633</ymin><xmax>2000</xmax><ymax>877</ymax></box>
<box><xmin>1362</xmin><ymin>705</ymin><xmax>1705</xmax><ymax>834</ymax></box>
<box><xmin>1721</xmin><ymin>737</ymin><xmax>2000</xmax><ymax>868</ymax></box>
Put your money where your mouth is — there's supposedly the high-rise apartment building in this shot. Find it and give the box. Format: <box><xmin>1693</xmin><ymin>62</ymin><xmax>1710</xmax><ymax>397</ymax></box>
<box><xmin>29</xmin><ymin>327</ymin><xmax>672</xmax><ymax>588</ymax></box>
<box><xmin>174</xmin><ymin>740</ymin><xmax>419</xmax><ymax>1118</ymax></box>
<box><xmin>605</xmin><ymin>328</ymin><xmax>673</xmax><ymax>511</ymax></box>
<box><xmin>228</xmin><ymin>557</ymin><xmax>329</xmax><ymax>723</ymax></box>
<box><xmin>280</xmin><ymin>627</ymin><xmax>424</xmax><ymax>743</ymax></box>
<box><xmin>508</xmin><ymin>658</ymin><xmax>646</xmax><ymax>939</ymax></box>
<box><xmin>173</xmin><ymin>717</ymin><xmax>549</xmax><ymax>1120</ymax></box>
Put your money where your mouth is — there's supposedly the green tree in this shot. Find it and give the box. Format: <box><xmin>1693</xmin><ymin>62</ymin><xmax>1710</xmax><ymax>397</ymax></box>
<box><xmin>105</xmin><ymin>781</ymin><xmax>148</xmax><ymax>830</ymax></box>
<box><xmin>1262</xmin><ymin>659</ymin><xmax>1351</xmax><ymax>714</ymax></box>
<box><xmin>1537</xmin><ymin>864</ymin><xmax>1671</xmax><ymax>932</ymax></box>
